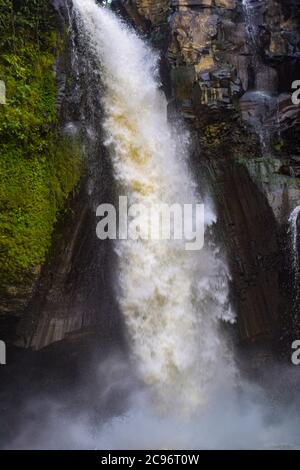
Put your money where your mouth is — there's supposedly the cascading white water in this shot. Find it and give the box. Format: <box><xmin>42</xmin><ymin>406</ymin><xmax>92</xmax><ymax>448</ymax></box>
<box><xmin>288</xmin><ymin>206</ymin><xmax>300</xmax><ymax>331</ymax></box>
<box><xmin>241</xmin><ymin>0</ymin><xmax>275</xmax><ymax>157</ymax></box>
<box><xmin>289</xmin><ymin>206</ymin><xmax>300</xmax><ymax>287</ymax></box>
<box><xmin>73</xmin><ymin>0</ymin><xmax>235</xmax><ymax>413</ymax></box>
<box><xmin>242</xmin><ymin>0</ymin><xmax>257</xmax><ymax>45</ymax></box>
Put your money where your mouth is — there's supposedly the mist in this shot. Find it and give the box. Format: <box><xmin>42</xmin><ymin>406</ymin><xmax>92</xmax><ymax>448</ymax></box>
<box><xmin>4</xmin><ymin>352</ymin><xmax>300</xmax><ymax>450</ymax></box>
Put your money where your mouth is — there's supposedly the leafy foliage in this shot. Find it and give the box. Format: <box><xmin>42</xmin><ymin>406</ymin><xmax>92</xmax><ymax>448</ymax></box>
<box><xmin>0</xmin><ymin>0</ymin><xmax>82</xmax><ymax>290</ymax></box>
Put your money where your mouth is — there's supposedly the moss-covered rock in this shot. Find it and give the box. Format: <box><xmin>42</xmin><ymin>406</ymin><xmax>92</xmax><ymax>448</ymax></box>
<box><xmin>0</xmin><ymin>0</ymin><xmax>82</xmax><ymax>314</ymax></box>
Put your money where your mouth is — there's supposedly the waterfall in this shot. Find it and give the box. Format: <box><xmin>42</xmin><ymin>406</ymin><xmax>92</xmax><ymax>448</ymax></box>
<box><xmin>241</xmin><ymin>0</ymin><xmax>275</xmax><ymax>157</ymax></box>
<box><xmin>241</xmin><ymin>0</ymin><xmax>261</xmax><ymax>75</ymax></box>
<box><xmin>289</xmin><ymin>206</ymin><xmax>300</xmax><ymax>288</ymax></box>
<box><xmin>288</xmin><ymin>206</ymin><xmax>300</xmax><ymax>332</ymax></box>
<box><xmin>73</xmin><ymin>0</ymin><xmax>235</xmax><ymax>413</ymax></box>
<box><xmin>242</xmin><ymin>0</ymin><xmax>257</xmax><ymax>45</ymax></box>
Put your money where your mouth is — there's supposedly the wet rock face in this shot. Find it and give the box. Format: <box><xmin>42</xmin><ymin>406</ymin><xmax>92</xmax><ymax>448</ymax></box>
<box><xmin>134</xmin><ymin>0</ymin><xmax>170</xmax><ymax>23</ymax></box>
<box><xmin>263</xmin><ymin>0</ymin><xmax>300</xmax><ymax>61</ymax></box>
<box><xmin>120</xmin><ymin>0</ymin><xmax>300</xmax><ymax>345</ymax></box>
<box><xmin>168</xmin><ymin>2</ymin><xmax>245</xmax><ymax>116</ymax></box>
<box><xmin>122</xmin><ymin>1</ymin><xmax>300</xmax><ymax>131</ymax></box>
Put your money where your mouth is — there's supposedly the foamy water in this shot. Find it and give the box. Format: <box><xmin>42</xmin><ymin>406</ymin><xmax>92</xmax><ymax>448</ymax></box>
<box><xmin>73</xmin><ymin>0</ymin><xmax>235</xmax><ymax>413</ymax></box>
<box><xmin>289</xmin><ymin>206</ymin><xmax>300</xmax><ymax>277</ymax></box>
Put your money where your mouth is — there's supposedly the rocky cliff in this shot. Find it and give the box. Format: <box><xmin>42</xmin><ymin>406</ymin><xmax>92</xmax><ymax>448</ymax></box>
<box><xmin>118</xmin><ymin>0</ymin><xmax>300</xmax><ymax>349</ymax></box>
<box><xmin>1</xmin><ymin>0</ymin><xmax>299</xmax><ymax>355</ymax></box>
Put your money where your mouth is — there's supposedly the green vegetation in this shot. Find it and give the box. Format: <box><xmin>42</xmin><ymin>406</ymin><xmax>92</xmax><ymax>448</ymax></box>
<box><xmin>236</xmin><ymin>156</ymin><xmax>280</xmax><ymax>166</ymax></box>
<box><xmin>0</xmin><ymin>1</ymin><xmax>82</xmax><ymax>290</ymax></box>
<box><xmin>201</xmin><ymin>122</ymin><xmax>231</xmax><ymax>148</ymax></box>
<box><xmin>272</xmin><ymin>138</ymin><xmax>284</xmax><ymax>153</ymax></box>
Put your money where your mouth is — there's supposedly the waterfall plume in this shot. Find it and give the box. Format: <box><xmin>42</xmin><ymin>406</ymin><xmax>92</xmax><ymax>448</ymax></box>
<box><xmin>73</xmin><ymin>0</ymin><xmax>235</xmax><ymax>413</ymax></box>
